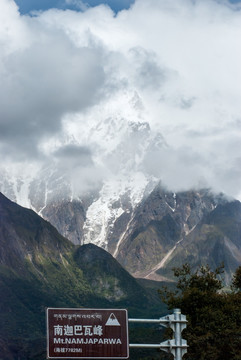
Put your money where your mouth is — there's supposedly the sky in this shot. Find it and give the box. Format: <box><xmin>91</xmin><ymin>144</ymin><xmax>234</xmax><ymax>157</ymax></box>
<box><xmin>13</xmin><ymin>0</ymin><xmax>241</xmax><ymax>14</ymax></box>
<box><xmin>14</xmin><ymin>0</ymin><xmax>135</xmax><ymax>14</ymax></box>
<box><xmin>1</xmin><ymin>0</ymin><xmax>241</xmax><ymax>199</ymax></box>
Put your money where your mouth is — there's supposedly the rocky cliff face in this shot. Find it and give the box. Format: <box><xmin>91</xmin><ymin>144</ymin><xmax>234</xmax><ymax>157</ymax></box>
<box><xmin>114</xmin><ymin>186</ymin><xmax>227</xmax><ymax>279</ymax></box>
<box><xmin>38</xmin><ymin>183</ymin><xmax>237</xmax><ymax>285</ymax></box>
<box><xmin>155</xmin><ymin>200</ymin><xmax>241</xmax><ymax>284</ymax></box>
<box><xmin>1</xmin><ymin>173</ymin><xmax>239</xmax><ymax>285</ymax></box>
<box><xmin>41</xmin><ymin>199</ymin><xmax>86</xmax><ymax>245</ymax></box>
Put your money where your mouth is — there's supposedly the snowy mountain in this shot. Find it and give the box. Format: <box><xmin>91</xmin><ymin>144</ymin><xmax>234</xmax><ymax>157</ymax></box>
<box><xmin>1</xmin><ymin>110</ymin><xmax>240</xmax><ymax>282</ymax></box>
<box><xmin>0</xmin><ymin>113</ymin><xmax>162</xmax><ymax>248</ymax></box>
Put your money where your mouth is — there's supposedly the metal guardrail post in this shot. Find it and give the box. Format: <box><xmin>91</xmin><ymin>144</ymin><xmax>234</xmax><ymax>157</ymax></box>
<box><xmin>129</xmin><ymin>308</ymin><xmax>188</xmax><ymax>360</ymax></box>
<box><xmin>175</xmin><ymin>308</ymin><xmax>182</xmax><ymax>360</ymax></box>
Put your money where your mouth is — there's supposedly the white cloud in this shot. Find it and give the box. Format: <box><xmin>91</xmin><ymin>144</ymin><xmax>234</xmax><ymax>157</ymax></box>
<box><xmin>64</xmin><ymin>0</ymin><xmax>89</xmax><ymax>11</ymax></box>
<box><xmin>0</xmin><ymin>0</ymin><xmax>241</xmax><ymax>199</ymax></box>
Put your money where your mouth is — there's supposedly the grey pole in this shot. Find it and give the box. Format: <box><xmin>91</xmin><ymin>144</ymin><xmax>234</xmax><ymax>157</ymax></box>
<box><xmin>174</xmin><ymin>308</ymin><xmax>181</xmax><ymax>360</ymax></box>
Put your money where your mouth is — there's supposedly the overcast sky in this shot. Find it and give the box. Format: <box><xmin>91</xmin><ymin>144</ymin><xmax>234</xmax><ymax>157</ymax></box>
<box><xmin>1</xmin><ymin>0</ymin><xmax>241</xmax><ymax>199</ymax></box>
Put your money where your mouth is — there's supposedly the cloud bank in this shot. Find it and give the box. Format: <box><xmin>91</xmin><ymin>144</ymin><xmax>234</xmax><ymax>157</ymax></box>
<box><xmin>0</xmin><ymin>0</ymin><xmax>241</xmax><ymax>198</ymax></box>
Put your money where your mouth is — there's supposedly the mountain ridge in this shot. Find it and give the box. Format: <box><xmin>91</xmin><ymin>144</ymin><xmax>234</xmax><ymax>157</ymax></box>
<box><xmin>1</xmin><ymin>176</ymin><xmax>239</xmax><ymax>284</ymax></box>
<box><xmin>0</xmin><ymin>192</ymin><xmax>164</xmax><ymax>359</ymax></box>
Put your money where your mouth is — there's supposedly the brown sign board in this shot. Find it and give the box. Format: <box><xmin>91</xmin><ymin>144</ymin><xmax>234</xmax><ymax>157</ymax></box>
<box><xmin>46</xmin><ymin>308</ymin><xmax>129</xmax><ymax>359</ymax></box>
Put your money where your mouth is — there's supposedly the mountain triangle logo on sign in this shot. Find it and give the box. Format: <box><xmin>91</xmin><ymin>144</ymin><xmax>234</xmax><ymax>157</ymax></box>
<box><xmin>105</xmin><ymin>313</ymin><xmax>120</xmax><ymax>326</ymax></box>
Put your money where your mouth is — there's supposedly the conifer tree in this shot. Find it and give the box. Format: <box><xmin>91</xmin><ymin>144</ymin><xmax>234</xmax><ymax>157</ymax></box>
<box><xmin>159</xmin><ymin>264</ymin><xmax>241</xmax><ymax>360</ymax></box>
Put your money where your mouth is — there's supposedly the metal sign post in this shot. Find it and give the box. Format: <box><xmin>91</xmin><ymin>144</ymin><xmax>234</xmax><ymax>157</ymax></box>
<box><xmin>129</xmin><ymin>308</ymin><xmax>188</xmax><ymax>360</ymax></box>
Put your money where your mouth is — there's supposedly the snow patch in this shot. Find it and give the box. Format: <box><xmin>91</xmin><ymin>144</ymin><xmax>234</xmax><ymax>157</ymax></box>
<box><xmin>83</xmin><ymin>173</ymin><xmax>152</xmax><ymax>249</ymax></box>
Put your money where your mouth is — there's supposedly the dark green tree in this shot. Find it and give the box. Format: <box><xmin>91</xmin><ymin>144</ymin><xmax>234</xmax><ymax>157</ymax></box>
<box><xmin>159</xmin><ymin>264</ymin><xmax>241</xmax><ymax>360</ymax></box>
<box><xmin>232</xmin><ymin>266</ymin><xmax>241</xmax><ymax>291</ymax></box>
